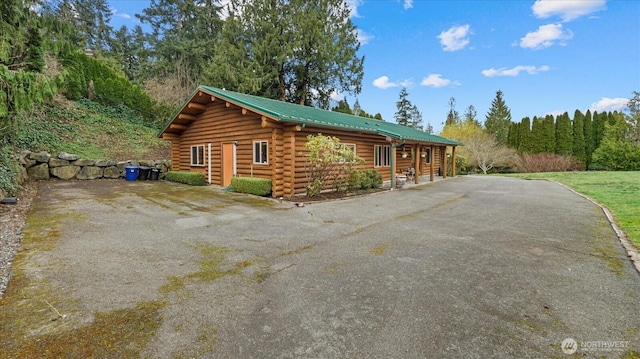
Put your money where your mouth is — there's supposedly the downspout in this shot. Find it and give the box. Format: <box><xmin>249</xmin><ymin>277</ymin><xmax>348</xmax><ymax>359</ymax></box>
<box><xmin>390</xmin><ymin>139</ymin><xmax>405</xmax><ymax>190</ymax></box>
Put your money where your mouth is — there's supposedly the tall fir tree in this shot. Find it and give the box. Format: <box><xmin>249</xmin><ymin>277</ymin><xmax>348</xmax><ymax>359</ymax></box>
<box><xmin>463</xmin><ymin>104</ymin><xmax>480</xmax><ymax>126</ymax></box>
<box><xmin>555</xmin><ymin>112</ymin><xmax>573</xmax><ymax>156</ymax></box>
<box><xmin>593</xmin><ymin>111</ymin><xmax>606</xmax><ymax>149</ymax></box>
<box><xmin>530</xmin><ymin>116</ymin><xmax>545</xmax><ymax>153</ymax></box>
<box><xmin>542</xmin><ymin>114</ymin><xmax>556</xmax><ymax>153</ymax></box>
<box><xmin>445</xmin><ymin>97</ymin><xmax>460</xmax><ymax>126</ymax></box>
<box><xmin>484</xmin><ymin>90</ymin><xmax>512</xmax><ymax>144</ymax></box>
<box><xmin>507</xmin><ymin>122</ymin><xmax>520</xmax><ymax>149</ymax></box>
<box><xmin>410</xmin><ymin>105</ymin><xmax>423</xmax><ymax>130</ymax></box>
<box><xmin>518</xmin><ymin>117</ymin><xmax>532</xmax><ymax>153</ymax></box>
<box><xmin>584</xmin><ymin>110</ymin><xmax>594</xmax><ymax>168</ymax></box>
<box><xmin>572</xmin><ymin>109</ymin><xmax>586</xmax><ymax>163</ymax></box>
<box><xmin>394</xmin><ymin>87</ymin><xmax>412</xmax><ymax>127</ymax></box>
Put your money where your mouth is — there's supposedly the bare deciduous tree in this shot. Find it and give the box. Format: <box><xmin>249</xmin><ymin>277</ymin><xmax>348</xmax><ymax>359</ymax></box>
<box><xmin>465</xmin><ymin>132</ymin><xmax>516</xmax><ymax>174</ymax></box>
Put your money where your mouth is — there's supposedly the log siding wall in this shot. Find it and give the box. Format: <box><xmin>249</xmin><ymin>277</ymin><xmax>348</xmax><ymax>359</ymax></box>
<box><xmin>169</xmin><ymin>101</ymin><xmax>450</xmax><ymax>197</ymax></box>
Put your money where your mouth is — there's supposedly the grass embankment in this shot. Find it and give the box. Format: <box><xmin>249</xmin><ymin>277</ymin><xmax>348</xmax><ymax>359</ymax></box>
<box><xmin>12</xmin><ymin>97</ymin><xmax>170</xmax><ymax>161</ymax></box>
<box><xmin>504</xmin><ymin>171</ymin><xmax>640</xmax><ymax>248</ymax></box>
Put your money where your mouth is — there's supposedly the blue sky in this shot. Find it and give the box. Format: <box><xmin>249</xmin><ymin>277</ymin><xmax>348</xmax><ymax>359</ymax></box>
<box><xmin>109</xmin><ymin>0</ymin><xmax>640</xmax><ymax>133</ymax></box>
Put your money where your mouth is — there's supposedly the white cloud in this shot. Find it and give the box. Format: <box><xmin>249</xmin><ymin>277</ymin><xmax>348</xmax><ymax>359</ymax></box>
<box><xmin>589</xmin><ymin>97</ymin><xmax>629</xmax><ymax>113</ymax></box>
<box><xmin>481</xmin><ymin>65</ymin><xmax>550</xmax><ymax>77</ymax></box>
<box><xmin>532</xmin><ymin>0</ymin><xmax>607</xmax><ymax>22</ymax></box>
<box><xmin>520</xmin><ymin>24</ymin><xmax>573</xmax><ymax>49</ymax></box>
<box><xmin>404</xmin><ymin>0</ymin><xmax>414</xmax><ymax>10</ymax></box>
<box><xmin>355</xmin><ymin>29</ymin><xmax>374</xmax><ymax>45</ymax></box>
<box><xmin>420</xmin><ymin>74</ymin><xmax>459</xmax><ymax>88</ymax></box>
<box><xmin>346</xmin><ymin>0</ymin><xmax>364</xmax><ymax>18</ymax></box>
<box><xmin>546</xmin><ymin>110</ymin><xmax>566</xmax><ymax>118</ymax></box>
<box><xmin>373</xmin><ymin>76</ymin><xmax>399</xmax><ymax>89</ymax></box>
<box><xmin>437</xmin><ymin>24</ymin><xmax>471</xmax><ymax>52</ymax></box>
<box><xmin>400</xmin><ymin>79</ymin><xmax>414</xmax><ymax>88</ymax></box>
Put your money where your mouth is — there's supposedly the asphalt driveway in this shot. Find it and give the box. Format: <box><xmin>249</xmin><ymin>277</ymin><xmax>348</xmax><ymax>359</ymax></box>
<box><xmin>3</xmin><ymin>176</ymin><xmax>639</xmax><ymax>358</ymax></box>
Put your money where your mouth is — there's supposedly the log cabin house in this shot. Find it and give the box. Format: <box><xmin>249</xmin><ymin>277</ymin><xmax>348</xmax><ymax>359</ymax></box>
<box><xmin>159</xmin><ymin>86</ymin><xmax>462</xmax><ymax>197</ymax></box>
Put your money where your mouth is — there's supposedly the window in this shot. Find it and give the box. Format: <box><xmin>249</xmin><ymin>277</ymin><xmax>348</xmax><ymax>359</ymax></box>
<box><xmin>423</xmin><ymin>148</ymin><xmax>431</xmax><ymax>164</ymax></box>
<box><xmin>374</xmin><ymin>145</ymin><xmax>390</xmax><ymax>167</ymax></box>
<box><xmin>191</xmin><ymin>145</ymin><xmax>204</xmax><ymax>166</ymax></box>
<box><xmin>337</xmin><ymin>143</ymin><xmax>356</xmax><ymax>163</ymax></box>
<box><xmin>253</xmin><ymin>141</ymin><xmax>268</xmax><ymax>164</ymax></box>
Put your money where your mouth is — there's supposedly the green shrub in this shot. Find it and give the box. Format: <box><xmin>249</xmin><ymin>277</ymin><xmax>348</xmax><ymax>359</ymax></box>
<box><xmin>230</xmin><ymin>177</ymin><xmax>272</xmax><ymax>196</ymax></box>
<box><xmin>0</xmin><ymin>146</ymin><xmax>21</xmax><ymax>196</ymax></box>
<box><xmin>348</xmin><ymin>169</ymin><xmax>382</xmax><ymax>190</ymax></box>
<box><xmin>165</xmin><ymin>171</ymin><xmax>206</xmax><ymax>186</ymax></box>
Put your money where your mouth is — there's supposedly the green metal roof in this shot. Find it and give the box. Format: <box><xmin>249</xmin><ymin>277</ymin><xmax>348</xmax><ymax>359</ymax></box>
<box><xmin>165</xmin><ymin>85</ymin><xmax>462</xmax><ymax>146</ymax></box>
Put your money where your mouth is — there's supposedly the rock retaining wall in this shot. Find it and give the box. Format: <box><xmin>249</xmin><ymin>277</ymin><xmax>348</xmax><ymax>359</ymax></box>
<box><xmin>17</xmin><ymin>151</ymin><xmax>171</xmax><ymax>181</ymax></box>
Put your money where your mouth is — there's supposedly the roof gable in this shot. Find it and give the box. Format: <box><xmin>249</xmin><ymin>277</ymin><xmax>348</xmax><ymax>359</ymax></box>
<box><xmin>160</xmin><ymin>86</ymin><xmax>462</xmax><ymax>146</ymax></box>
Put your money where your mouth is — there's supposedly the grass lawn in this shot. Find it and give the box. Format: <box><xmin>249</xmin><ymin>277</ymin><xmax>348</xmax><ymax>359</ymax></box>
<box><xmin>502</xmin><ymin>171</ymin><xmax>640</xmax><ymax>249</ymax></box>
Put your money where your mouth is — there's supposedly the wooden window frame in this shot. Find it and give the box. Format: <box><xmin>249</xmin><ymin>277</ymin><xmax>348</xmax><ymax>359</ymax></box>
<box><xmin>374</xmin><ymin>145</ymin><xmax>390</xmax><ymax>167</ymax></box>
<box><xmin>336</xmin><ymin>143</ymin><xmax>356</xmax><ymax>163</ymax></box>
<box><xmin>253</xmin><ymin>140</ymin><xmax>268</xmax><ymax>165</ymax></box>
<box><xmin>424</xmin><ymin>148</ymin><xmax>431</xmax><ymax>164</ymax></box>
<box><xmin>191</xmin><ymin>145</ymin><xmax>205</xmax><ymax>167</ymax></box>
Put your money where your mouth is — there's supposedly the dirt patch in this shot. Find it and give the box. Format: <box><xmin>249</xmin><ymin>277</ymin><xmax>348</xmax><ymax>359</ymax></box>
<box><xmin>282</xmin><ymin>188</ymin><xmax>387</xmax><ymax>203</ymax></box>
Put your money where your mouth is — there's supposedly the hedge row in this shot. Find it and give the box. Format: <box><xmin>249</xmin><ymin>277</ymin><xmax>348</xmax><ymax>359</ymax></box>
<box><xmin>230</xmin><ymin>177</ymin><xmax>272</xmax><ymax>196</ymax></box>
<box><xmin>165</xmin><ymin>171</ymin><xmax>206</xmax><ymax>186</ymax></box>
<box><xmin>348</xmin><ymin>169</ymin><xmax>383</xmax><ymax>190</ymax></box>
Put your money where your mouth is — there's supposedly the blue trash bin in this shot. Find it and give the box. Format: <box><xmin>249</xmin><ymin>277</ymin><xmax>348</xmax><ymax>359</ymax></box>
<box><xmin>125</xmin><ymin>166</ymin><xmax>139</xmax><ymax>181</ymax></box>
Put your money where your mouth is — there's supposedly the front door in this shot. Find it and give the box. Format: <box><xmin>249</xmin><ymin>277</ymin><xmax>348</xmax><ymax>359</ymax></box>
<box><xmin>222</xmin><ymin>143</ymin><xmax>235</xmax><ymax>187</ymax></box>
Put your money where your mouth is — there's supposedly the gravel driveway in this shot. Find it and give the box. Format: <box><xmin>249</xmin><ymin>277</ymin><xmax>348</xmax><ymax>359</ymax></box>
<box><xmin>1</xmin><ymin>176</ymin><xmax>639</xmax><ymax>358</ymax></box>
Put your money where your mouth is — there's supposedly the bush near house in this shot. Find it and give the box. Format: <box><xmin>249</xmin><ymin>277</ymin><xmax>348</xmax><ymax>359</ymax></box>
<box><xmin>165</xmin><ymin>171</ymin><xmax>206</xmax><ymax>186</ymax></box>
<box><xmin>348</xmin><ymin>169</ymin><xmax>383</xmax><ymax>190</ymax></box>
<box><xmin>230</xmin><ymin>177</ymin><xmax>272</xmax><ymax>196</ymax></box>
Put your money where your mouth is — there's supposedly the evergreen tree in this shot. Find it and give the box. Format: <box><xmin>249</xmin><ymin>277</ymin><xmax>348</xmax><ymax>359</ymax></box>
<box><xmin>425</xmin><ymin>122</ymin><xmax>434</xmax><ymax>134</ymax></box>
<box><xmin>542</xmin><ymin>114</ymin><xmax>556</xmax><ymax>152</ymax></box>
<box><xmin>572</xmin><ymin>109</ymin><xmax>586</xmax><ymax>163</ymax></box>
<box><xmin>484</xmin><ymin>90</ymin><xmax>512</xmax><ymax>144</ymax></box>
<box><xmin>584</xmin><ymin>110</ymin><xmax>594</xmax><ymax>168</ymax></box>
<box><xmin>331</xmin><ymin>97</ymin><xmax>353</xmax><ymax>114</ymax></box>
<box><xmin>73</xmin><ymin>0</ymin><xmax>113</xmax><ymax>52</ymax></box>
<box><xmin>352</xmin><ymin>99</ymin><xmax>362</xmax><ymax>117</ymax></box>
<box><xmin>445</xmin><ymin>97</ymin><xmax>460</xmax><ymax>126</ymax></box>
<box><xmin>410</xmin><ymin>105</ymin><xmax>423</xmax><ymax>130</ymax></box>
<box><xmin>593</xmin><ymin>111</ymin><xmax>606</xmax><ymax>149</ymax></box>
<box><xmin>138</xmin><ymin>0</ymin><xmax>223</xmax><ymax>88</ymax></box>
<box><xmin>507</xmin><ymin>122</ymin><xmax>520</xmax><ymax>149</ymax></box>
<box><xmin>394</xmin><ymin>87</ymin><xmax>412</xmax><ymax>127</ymax></box>
<box><xmin>555</xmin><ymin>112</ymin><xmax>572</xmax><ymax>156</ymax></box>
<box><xmin>463</xmin><ymin>104</ymin><xmax>480</xmax><ymax>127</ymax></box>
<box><xmin>207</xmin><ymin>0</ymin><xmax>363</xmax><ymax>106</ymax></box>
<box><xmin>530</xmin><ymin>116</ymin><xmax>545</xmax><ymax>153</ymax></box>
<box><xmin>518</xmin><ymin>117</ymin><xmax>532</xmax><ymax>153</ymax></box>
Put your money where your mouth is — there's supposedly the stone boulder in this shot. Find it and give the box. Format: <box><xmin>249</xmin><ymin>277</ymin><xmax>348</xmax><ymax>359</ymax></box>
<box><xmin>59</xmin><ymin>152</ymin><xmax>79</xmax><ymax>161</ymax></box>
<box><xmin>95</xmin><ymin>159</ymin><xmax>117</xmax><ymax>167</ymax></box>
<box><xmin>103</xmin><ymin>166</ymin><xmax>121</xmax><ymax>179</ymax></box>
<box><xmin>76</xmin><ymin>166</ymin><xmax>103</xmax><ymax>180</ymax></box>
<box><xmin>29</xmin><ymin>151</ymin><xmax>51</xmax><ymax>163</ymax></box>
<box><xmin>49</xmin><ymin>158</ymin><xmax>70</xmax><ymax>167</ymax></box>
<box><xmin>27</xmin><ymin>163</ymin><xmax>50</xmax><ymax>180</ymax></box>
<box><xmin>50</xmin><ymin>166</ymin><xmax>80</xmax><ymax>180</ymax></box>
<box><xmin>72</xmin><ymin>159</ymin><xmax>95</xmax><ymax>166</ymax></box>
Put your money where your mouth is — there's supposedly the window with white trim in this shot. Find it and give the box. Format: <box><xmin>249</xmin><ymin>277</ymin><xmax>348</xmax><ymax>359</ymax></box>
<box><xmin>253</xmin><ymin>140</ymin><xmax>268</xmax><ymax>164</ymax></box>
<box><xmin>191</xmin><ymin>145</ymin><xmax>205</xmax><ymax>166</ymax></box>
<box><xmin>337</xmin><ymin>143</ymin><xmax>356</xmax><ymax>163</ymax></box>
<box><xmin>374</xmin><ymin>145</ymin><xmax>390</xmax><ymax>167</ymax></box>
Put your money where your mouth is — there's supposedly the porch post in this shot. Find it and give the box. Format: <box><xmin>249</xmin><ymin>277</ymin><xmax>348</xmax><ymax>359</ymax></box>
<box><xmin>442</xmin><ymin>146</ymin><xmax>448</xmax><ymax>179</ymax></box>
<box><xmin>451</xmin><ymin>146</ymin><xmax>457</xmax><ymax>178</ymax></box>
<box><xmin>413</xmin><ymin>144</ymin><xmax>420</xmax><ymax>184</ymax></box>
<box><xmin>430</xmin><ymin>145</ymin><xmax>435</xmax><ymax>182</ymax></box>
